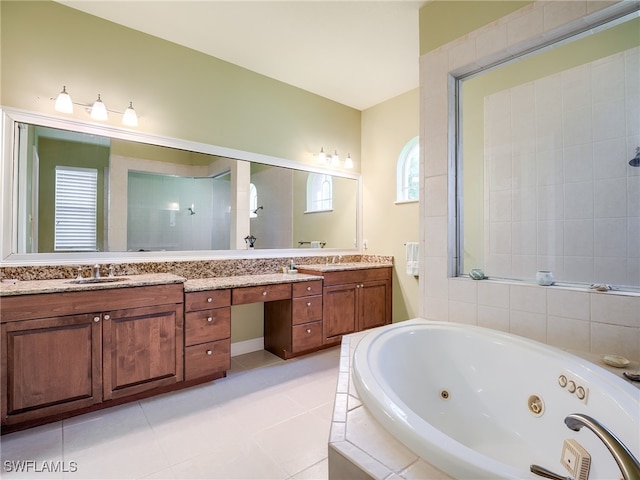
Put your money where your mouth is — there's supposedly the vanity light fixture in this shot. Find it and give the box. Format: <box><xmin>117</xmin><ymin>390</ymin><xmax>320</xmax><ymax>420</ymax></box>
<box><xmin>52</xmin><ymin>86</ymin><xmax>139</xmax><ymax>127</ymax></box>
<box><xmin>315</xmin><ymin>147</ymin><xmax>353</xmax><ymax>169</ymax></box>
<box><xmin>317</xmin><ymin>147</ymin><xmax>353</xmax><ymax>168</ymax></box>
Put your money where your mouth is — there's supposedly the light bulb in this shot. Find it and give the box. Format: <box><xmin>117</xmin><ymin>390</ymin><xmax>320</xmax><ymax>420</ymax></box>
<box><xmin>54</xmin><ymin>86</ymin><xmax>73</xmax><ymax>114</ymax></box>
<box><xmin>122</xmin><ymin>101</ymin><xmax>138</xmax><ymax>127</ymax></box>
<box><xmin>90</xmin><ymin>94</ymin><xmax>108</xmax><ymax>121</ymax></box>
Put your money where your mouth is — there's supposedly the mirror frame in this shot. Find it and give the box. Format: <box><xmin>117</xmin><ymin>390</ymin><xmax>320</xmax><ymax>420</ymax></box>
<box><xmin>1</xmin><ymin>107</ymin><xmax>362</xmax><ymax>265</ymax></box>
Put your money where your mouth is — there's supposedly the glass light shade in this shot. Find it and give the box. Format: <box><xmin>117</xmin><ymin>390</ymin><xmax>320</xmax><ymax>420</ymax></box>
<box><xmin>331</xmin><ymin>150</ymin><xmax>340</xmax><ymax>167</ymax></box>
<box><xmin>122</xmin><ymin>102</ymin><xmax>138</xmax><ymax>127</ymax></box>
<box><xmin>344</xmin><ymin>154</ymin><xmax>354</xmax><ymax>169</ymax></box>
<box><xmin>54</xmin><ymin>86</ymin><xmax>73</xmax><ymax>114</ymax></box>
<box><xmin>90</xmin><ymin>95</ymin><xmax>108</xmax><ymax>121</ymax></box>
<box><xmin>317</xmin><ymin>147</ymin><xmax>327</xmax><ymax>164</ymax></box>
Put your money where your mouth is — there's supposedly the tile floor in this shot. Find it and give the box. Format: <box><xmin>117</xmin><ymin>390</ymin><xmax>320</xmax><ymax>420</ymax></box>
<box><xmin>1</xmin><ymin>347</ymin><xmax>341</xmax><ymax>479</ymax></box>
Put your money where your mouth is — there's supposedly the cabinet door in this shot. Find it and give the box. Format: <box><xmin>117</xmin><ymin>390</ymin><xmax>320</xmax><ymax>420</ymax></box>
<box><xmin>359</xmin><ymin>280</ymin><xmax>391</xmax><ymax>331</ymax></box>
<box><xmin>1</xmin><ymin>314</ymin><xmax>101</xmax><ymax>425</ymax></box>
<box><xmin>322</xmin><ymin>283</ymin><xmax>357</xmax><ymax>342</ymax></box>
<box><xmin>103</xmin><ymin>304</ymin><xmax>183</xmax><ymax>401</ymax></box>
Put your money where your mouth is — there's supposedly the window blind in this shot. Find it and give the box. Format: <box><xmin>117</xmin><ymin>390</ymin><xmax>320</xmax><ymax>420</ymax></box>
<box><xmin>54</xmin><ymin>166</ymin><xmax>98</xmax><ymax>251</ymax></box>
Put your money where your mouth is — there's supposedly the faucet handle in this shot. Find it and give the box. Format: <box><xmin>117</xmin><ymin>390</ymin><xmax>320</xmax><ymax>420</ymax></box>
<box><xmin>76</xmin><ymin>266</ymin><xmax>84</xmax><ymax>280</ymax></box>
<box><xmin>108</xmin><ymin>265</ymin><xmax>115</xmax><ymax>277</ymax></box>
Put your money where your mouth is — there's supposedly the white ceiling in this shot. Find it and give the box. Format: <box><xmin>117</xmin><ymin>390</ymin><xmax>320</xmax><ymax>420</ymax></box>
<box><xmin>55</xmin><ymin>1</ymin><xmax>425</xmax><ymax>111</ymax></box>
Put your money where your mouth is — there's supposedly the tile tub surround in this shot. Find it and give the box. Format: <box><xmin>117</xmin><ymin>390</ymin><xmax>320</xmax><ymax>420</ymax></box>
<box><xmin>419</xmin><ymin>0</ymin><xmax>640</xmax><ymax>359</ymax></box>
<box><xmin>0</xmin><ymin>255</ymin><xmax>393</xmax><ymax>282</ymax></box>
<box><xmin>328</xmin><ymin>330</ymin><xmax>453</xmax><ymax>480</ymax></box>
<box><xmin>329</xmin><ymin>325</ymin><xmax>640</xmax><ymax>480</ymax></box>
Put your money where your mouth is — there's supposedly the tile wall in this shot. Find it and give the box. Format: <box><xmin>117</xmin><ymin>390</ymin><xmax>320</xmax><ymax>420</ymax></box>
<box><xmin>484</xmin><ymin>47</ymin><xmax>640</xmax><ymax>286</ymax></box>
<box><xmin>419</xmin><ymin>0</ymin><xmax>640</xmax><ymax>361</ymax></box>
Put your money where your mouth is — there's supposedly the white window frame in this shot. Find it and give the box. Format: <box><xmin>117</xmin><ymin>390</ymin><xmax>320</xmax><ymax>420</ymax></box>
<box><xmin>249</xmin><ymin>182</ymin><xmax>258</xmax><ymax>218</ymax></box>
<box><xmin>306</xmin><ymin>173</ymin><xmax>333</xmax><ymax>213</ymax></box>
<box><xmin>396</xmin><ymin>136</ymin><xmax>419</xmax><ymax>203</ymax></box>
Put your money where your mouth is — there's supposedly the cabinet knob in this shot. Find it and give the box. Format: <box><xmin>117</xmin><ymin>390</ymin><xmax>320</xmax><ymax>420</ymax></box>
<box><xmin>103</xmin><ymin>314</ymin><xmax>110</xmax><ymax>320</ymax></box>
<box><xmin>206</xmin><ymin>349</ymin><xmax>213</xmax><ymax>356</ymax></box>
<box><xmin>262</xmin><ymin>291</ymin><xmax>268</xmax><ymax>296</ymax></box>
<box><xmin>306</xmin><ymin>328</ymin><xmax>312</xmax><ymax>334</ymax></box>
<box><xmin>207</xmin><ymin>297</ymin><xmax>212</xmax><ymax>303</ymax></box>
<box><xmin>93</xmin><ymin>316</ymin><xmax>100</xmax><ymax>323</ymax></box>
<box><xmin>307</xmin><ymin>302</ymin><xmax>312</xmax><ymax>307</ymax></box>
<box><xmin>207</xmin><ymin>317</ymin><xmax>213</xmax><ymax>322</ymax></box>
<box><xmin>306</xmin><ymin>286</ymin><xmax>312</xmax><ymax>291</ymax></box>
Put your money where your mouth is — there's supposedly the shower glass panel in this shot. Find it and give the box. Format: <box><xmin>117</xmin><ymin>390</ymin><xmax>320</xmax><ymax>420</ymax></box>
<box><xmin>459</xmin><ymin>12</ymin><xmax>639</xmax><ymax>289</ymax></box>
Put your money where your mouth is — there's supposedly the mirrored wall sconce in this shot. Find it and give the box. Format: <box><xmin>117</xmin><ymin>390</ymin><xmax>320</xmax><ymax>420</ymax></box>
<box><xmin>316</xmin><ymin>147</ymin><xmax>353</xmax><ymax>169</ymax></box>
<box><xmin>53</xmin><ymin>86</ymin><xmax>139</xmax><ymax>127</ymax></box>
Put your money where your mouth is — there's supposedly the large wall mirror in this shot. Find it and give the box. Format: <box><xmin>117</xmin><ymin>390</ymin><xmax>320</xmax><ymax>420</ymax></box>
<box><xmin>458</xmin><ymin>7</ymin><xmax>639</xmax><ymax>289</ymax></box>
<box><xmin>1</xmin><ymin>110</ymin><xmax>360</xmax><ymax>263</ymax></box>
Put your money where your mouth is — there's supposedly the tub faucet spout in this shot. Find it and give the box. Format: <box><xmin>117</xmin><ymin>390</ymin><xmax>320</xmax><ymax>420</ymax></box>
<box><xmin>565</xmin><ymin>413</ymin><xmax>640</xmax><ymax>480</ymax></box>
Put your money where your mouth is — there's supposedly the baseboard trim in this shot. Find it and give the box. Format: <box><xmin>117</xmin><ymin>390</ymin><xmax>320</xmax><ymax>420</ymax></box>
<box><xmin>231</xmin><ymin>337</ymin><xmax>264</xmax><ymax>357</ymax></box>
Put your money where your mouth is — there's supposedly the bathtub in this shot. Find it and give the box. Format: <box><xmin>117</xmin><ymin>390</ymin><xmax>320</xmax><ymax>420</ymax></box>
<box><xmin>352</xmin><ymin>319</ymin><xmax>640</xmax><ymax>480</ymax></box>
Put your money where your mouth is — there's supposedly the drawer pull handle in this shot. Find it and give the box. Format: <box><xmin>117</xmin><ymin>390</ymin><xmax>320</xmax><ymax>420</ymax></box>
<box><xmin>306</xmin><ymin>286</ymin><xmax>312</xmax><ymax>291</ymax></box>
<box><xmin>207</xmin><ymin>297</ymin><xmax>213</xmax><ymax>303</ymax></box>
<box><xmin>262</xmin><ymin>291</ymin><xmax>267</xmax><ymax>296</ymax></box>
<box><xmin>207</xmin><ymin>316</ymin><xmax>213</xmax><ymax>322</ymax></box>
<box><xmin>307</xmin><ymin>302</ymin><xmax>312</xmax><ymax>307</ymax></box>
<box><xmin>104</xmin><ymin>314</ymin><xmax>110</xmax><ymax>320</ymax></box>
<box><xmin>306</xmin><ymin>328</ymin><xmax>312</xmax><ymax>334</ymax></box>
<box><xmin>206</xmin><ymin>349</ymin><xmax>213</xmax><ymax>356</ymax></box>
<box><xmin>93</xmin><ymin>316</ymin><xmax>100</xmax><ymax>323</ymax></box>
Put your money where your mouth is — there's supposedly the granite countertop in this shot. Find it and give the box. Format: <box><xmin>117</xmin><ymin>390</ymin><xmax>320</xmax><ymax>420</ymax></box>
<box><xmin>0</xmin><ymin>273</ymin><xmax>186</xmax><ymax>296</ymax></box>
<box><xmin>296</xmin><ymin>262</ymin><xmax>393</xmax><ymax>273</ymax></box>
<box><xmin>184</xmin><ymin>272</ymin><xmax>322</xmax><ymax>292</ymax></box>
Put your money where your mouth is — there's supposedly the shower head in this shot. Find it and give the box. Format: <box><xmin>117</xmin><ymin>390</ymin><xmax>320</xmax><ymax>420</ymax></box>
<box><xmin>630</xmin><ymin>147</ymin><xmax>640</xmax><ymax>167</ymax></box>
<box><xmin>252</xmin><ymin>206</ymin><xmax>264</xmax><ymax>214</ymax></box>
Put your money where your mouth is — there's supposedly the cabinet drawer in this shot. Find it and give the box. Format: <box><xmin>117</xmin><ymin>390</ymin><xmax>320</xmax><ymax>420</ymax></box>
<box><xmin>321</xmin><ymin>267</ymin><xmax>391</xmax><ymax>287</ymax></box>
<box><xmin>232</xmin><ymin>283</ymin><xmax>291</xmax><ymax>305</ymax></box>
<box><xmin>292</xmin><ymin>280</ymin><xmax>323</xmax><ymax>298</ymax></box>
<box><xmin>292</xmin><ymin>295</ymin><xmax>322</xmax><ymax>325</ymax></box>
<box><xmin>184</xmin><ymin>339</ymin><xmax>230</xmax><ymax>381</ymax></box>
<box><xmin>292</xmin><ymin>321</ymin><xmax>323</xmax><ymax>353</ymax></box>
<box><xmin>185</xmin><ymin>308</ymin><xmax>231</xmax><ymax>346</ymax></box>
<box><xmin>185</xmin><ymin>289</ymin><xmax>231</xmax><ymax>312</ymax></box>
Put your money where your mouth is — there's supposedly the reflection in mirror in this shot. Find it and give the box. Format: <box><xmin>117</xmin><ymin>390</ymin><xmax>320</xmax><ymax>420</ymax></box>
<box><xmin>459</xmin><ymin>11</ymin><xmax>639</xmax><ymax>289</ymax></box>
<box><xmin>13</xmin><ymin>122</ymin><xmax>359</xmax><ymax>255</ymax></box>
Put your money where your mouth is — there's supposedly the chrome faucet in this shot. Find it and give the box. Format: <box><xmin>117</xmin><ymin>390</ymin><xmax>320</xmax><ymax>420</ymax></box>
<box><xmin>92</xmin><ymin>264</ymin><xmax>101</xmax><ymax>279</ymax></box>
<box><xmin>565</xmin><ymin>413</ymin><xmax>640</xmax><ymax>480</ymax></box>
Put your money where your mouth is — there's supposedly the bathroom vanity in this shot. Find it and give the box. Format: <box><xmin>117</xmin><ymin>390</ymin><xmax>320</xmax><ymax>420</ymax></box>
<box><xmin>0</xmin><ymin>260</ymin><xmax>393</xmax><ymax>432</ymax></box>
<box><xmin>0</xmin><ymin>274</ymin><xmax>185</xmax><ymax>431</ymax></box>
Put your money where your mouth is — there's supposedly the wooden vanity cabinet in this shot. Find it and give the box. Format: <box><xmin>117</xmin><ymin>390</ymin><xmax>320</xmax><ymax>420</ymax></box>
<box><xmin>298</xmin><ymin>267</ymin><xmax>392</xmax><ymax>346</ymax></box>
<box><xmin>264</xmin><ymin>280</ymin><xmax>323</xmax><ymax>359</ymax></box>
<box><xmin>183</xmin><ymin>289</ymin><xmax>231</xmax><ymax>381</ymax></box>
<box><xmin>0</xmin><ymin>284</ymin><xmax>184</xmax><ymax>430</ymax></box>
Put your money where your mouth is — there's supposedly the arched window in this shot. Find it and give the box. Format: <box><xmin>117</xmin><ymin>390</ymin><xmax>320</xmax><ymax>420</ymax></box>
<box><xmin>249</xmin><ymin>183</ymin><xmax>258</xmax><ymax>218</ymax></box>
<box><xmin>306</xmin><ymin>173</ymin><xmax>332</xmax><ymax>212</ymax></box>
<box><xmin>396</xmin><ymin>136</ymin><xmax>419</xmax><ymax>202</ymax></box>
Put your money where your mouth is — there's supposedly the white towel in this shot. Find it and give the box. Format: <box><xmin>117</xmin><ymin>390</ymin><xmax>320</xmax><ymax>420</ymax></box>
<box><xmin>406</xmin><ymin>242</ymin><xmax>419</xmax><ymax>276</ymax></box>
<box><xmin>310</xmin><ymin>241</ymin><xmax>321</xmax><ymax>248</ymax></box>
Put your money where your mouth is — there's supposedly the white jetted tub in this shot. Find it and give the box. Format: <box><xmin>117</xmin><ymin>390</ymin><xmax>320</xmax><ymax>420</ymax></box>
<box><xmin>352</xmin><ymin>319</ymin><xmax>640</xmax><ymax>480</ymax></box>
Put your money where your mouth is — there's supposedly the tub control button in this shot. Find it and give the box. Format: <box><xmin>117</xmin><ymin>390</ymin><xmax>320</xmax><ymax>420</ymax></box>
<box><xmin>567</xmin><ymin>380</ymin><xmax>576</xmax><ymax>393</ymax></box>
<box><xmin>575</xmin><ymin>386</ymin><xmax>586</xmax><ymax>400</ymax></box>
<box><xmin>558</xmin><ymin>375</ymin><xmax>568</xmax><ymax>388</ymax></box>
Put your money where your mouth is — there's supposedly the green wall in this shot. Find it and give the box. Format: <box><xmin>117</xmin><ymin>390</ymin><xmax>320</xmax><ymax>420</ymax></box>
<box><xmin>1</xmin><ymin>0</ymin><xmax>361</xmax><ymax>168</ymax></box>
<box><xmin>419</xmin><ymin>1</ymin><xmax>532</xmax><ymax>54</ymax></box>
<box><xmin>36</xmin><ymin>137</ymin><xmax>109</xmax><ymax>252</ymax></box>
<box><xmin>361</xmin><ymin>88</ymin><xmax>420</xmax><ymax>322</ymax></box>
